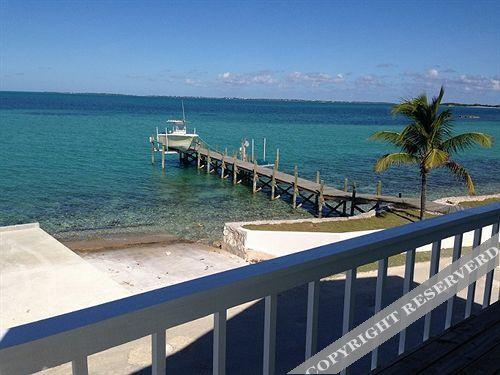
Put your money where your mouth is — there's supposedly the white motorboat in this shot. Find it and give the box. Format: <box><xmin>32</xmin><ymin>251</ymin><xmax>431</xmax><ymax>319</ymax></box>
<box><xmin>156</xmin><ymin>102</ymin><xmax>198</xmax><ymax>151</ymax></box>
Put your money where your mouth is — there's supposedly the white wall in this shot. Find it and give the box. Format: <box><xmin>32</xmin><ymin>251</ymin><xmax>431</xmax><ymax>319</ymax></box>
<box><xmin>242</xmin><ymin>225</ymin><xmax>494</xmax><ymax>258</ymax></box>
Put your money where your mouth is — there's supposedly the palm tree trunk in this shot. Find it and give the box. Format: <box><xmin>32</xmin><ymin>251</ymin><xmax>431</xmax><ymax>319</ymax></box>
<box><xmin>420</xmin><ymin>170</ymin><xmax>427</xmax><ymax>220</ymax></box>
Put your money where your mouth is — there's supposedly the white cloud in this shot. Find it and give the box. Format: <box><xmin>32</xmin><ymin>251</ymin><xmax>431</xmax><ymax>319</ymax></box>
<box><xmin>427</xmin><ymin>68</ymin><xmax>439</xmax><ymax>78</ymax></box>
<box><xmin>491</xmin><ymin>79</ymin><xmax>500</xmax><ymax>91</ymax></box>
<box><xmin>287</xmin><ymin>71</ymin><xmax>344</xmax><ymax>86</ymax></box>
<box><xmin>218</xmin><ymin>71</ymin><xmax>277</xmax><ymax>85</ymax></box>
<box><xmin>356</xmin><ymin>74</ymin><xmax>382</xmax><ymax>87</ymax></box>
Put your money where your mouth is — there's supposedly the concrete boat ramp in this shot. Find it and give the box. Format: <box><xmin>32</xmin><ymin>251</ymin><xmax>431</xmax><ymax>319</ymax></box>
<box><xmin>0</xmin><ymin>223</ymin><xmax>129</xmax><ymax>331</ymax></box>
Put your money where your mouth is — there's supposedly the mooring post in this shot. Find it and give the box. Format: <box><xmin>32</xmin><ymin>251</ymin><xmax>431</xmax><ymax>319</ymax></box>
<box><xmin>263</xmin><ymin>137</ymin><xmax>267</xmax><ymax>161</ymax></box>
<box><xmin>342</xmin><ymin>177</ymin><xmax>348</xmax><ymax>216</ymax></box>
<box><xmin>161</xmin><ymin>144</ymin><xmax>166</xmax><ymax>170</ymax></box>
<box><xmin>275</xmin><ymin>148</ymin><xmax>280</xmax><ymax>170</ymax></box>
<box><xmin>377</xmin><ymin>180</ymin><xmax>382</xmax><ymax>196</ymax></box>
<box><xmin>197</xmin><ymin>151</ymin><xmax>201</xmax><ymax>169</ymax></box>
<box><xmin>293</xmin><ymin>165</ymin><xmax>298</xmax><ymax>209</ymax></box>
<box><xmin>221</xmin><ymin>159</ymin><xmax>226</xmax><ymax>179</ymax></box>
<box><xmin>206</xmin><ymin>150</ymin><xmax>211</xmax><ymax>173</ymax></box>
<box><xmin>318</xmin><ymin>180</ymin><xmax>325</xmax><ymax>218</ymax></box>
<box><xmin>251</xmin><ymin>139</ymin><xmax>255</xmax><ymax>163</ymax></box>
<box><xmin>232</xmin><ymin>154</ymin><xmax>238</xmax><ymax>185</ymax></box>
<box><xmin>315</xmin><ymin>171</ymin><xmax>320</xmax><ymax>208</ymax></box>
<box><xmin>150</xmin><ymin>136</ymin><xmax>155</xmax><ymax>164</ymax></box>
<box><xmin>271</xmin><ymin>152</ymin><xmax>278</xmax><ymax>200</ymax></box>
<box><xmin>350</xmin><ymin>184</ymin><xmax>357</xmax><ymax>216</ymax></box>
<box><xmin>252</xmin><ymin>162</ymin><xmax>258</xmax><ymax>194</ymax></box>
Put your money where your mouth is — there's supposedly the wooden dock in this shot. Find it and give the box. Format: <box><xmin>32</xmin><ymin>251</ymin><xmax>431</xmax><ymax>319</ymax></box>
<box><xmin>153</xmin><ymin>140</ymin><xmax>451</xmax><ymax>217</ymax></box>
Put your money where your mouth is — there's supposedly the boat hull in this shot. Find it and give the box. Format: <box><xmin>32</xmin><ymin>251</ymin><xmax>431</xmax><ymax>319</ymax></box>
<box><xmin>158</xmin><ymin>134</ymin><xmax>198</xmax><ymax>151</ymax></box>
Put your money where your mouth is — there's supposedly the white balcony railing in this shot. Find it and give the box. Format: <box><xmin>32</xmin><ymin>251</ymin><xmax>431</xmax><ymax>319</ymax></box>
<box><xmin>1</xmin><ymin>203</ymin><xmax>499</xmax><ymax>375</ymax></box>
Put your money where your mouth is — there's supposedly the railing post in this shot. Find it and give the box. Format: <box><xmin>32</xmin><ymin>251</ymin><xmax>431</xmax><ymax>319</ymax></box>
<box><xmin>263</xmin><ymin>294</ymin><xmax>277</xmax><ymax>375</ymax></box>
<box><xmin>398</xmin><ymin>248</ymin><xmax>416</xmax><ymax>354</ymax></box>
<box><xmin>371</xmin><ymin>258</ymin><xmax>388</xmax><ymax>370</ymax></box>
<box><xmin>423</xmin><ymin>240</ymin><xmax>441</xmax><ymax>341</ymax></box>
<box><xmin>213</xmin><ymin>310</ymin><xmax>227</xmax><ymax>375</ymax></box>
<box><xmin>71</xmin><ymin>357</ymin><xmax>88</xmax><ymax>375</ymax></box>
<box><xmin>305</xmin><ymin>280</ymin><xmax>320</xmax><ymax>359</ymax></box>
<box><xmin>465</xmin><ymin>228</ymin><xmax>482</xmax><ymax>318</ymax></box>
<box><xmin>340</xmin><ymin>268</ymin><xmax>356</xmax><ymax>375</ymax></box>
<box><xmin>483</xmin><ymin>222</ymin><xmax>499</xmax><ymax>308</ymax></box>
<box><xmin>152</xmin><ymin>331</ymin><xmax>166</xmax><ymax>375</ymax></box>
<box><xmin>445</xmin><ymin>233</ymin><xmax>463</xmax><ymax>329</ymax></box>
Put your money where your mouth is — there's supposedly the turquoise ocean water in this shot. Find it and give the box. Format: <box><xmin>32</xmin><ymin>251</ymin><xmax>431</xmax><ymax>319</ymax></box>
<box><xmin>1</xmin><ymin>92</ymin><xmax>499</xmax><ymax>242</ymax></box>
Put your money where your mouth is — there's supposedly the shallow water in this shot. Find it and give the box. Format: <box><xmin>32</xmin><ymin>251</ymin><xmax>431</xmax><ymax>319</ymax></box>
<box><xmin>1</xmin><ymin>92</ymin><xmax>499</xmax><ymax>241</ymax></box>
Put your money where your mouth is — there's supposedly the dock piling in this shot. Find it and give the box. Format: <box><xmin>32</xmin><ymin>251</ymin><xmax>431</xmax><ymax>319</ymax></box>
<box><xmin>253</xmin><ymin>162</ymin><xmax>258</xmax><ymax>194</ymax></box>
<box><xmin>350</xmin><ymin>184</ymin><xmax>357</xmax><ymax>216</ymax></box>
<box><xmin>377</xmin><ymin>180</ymin><xmax>382</xmax><ymax>196</ymax></box>
<box><xmin>161</xmin><ymin>145</ymin><xmax>166</xmax><ymax>170</ymax></box>
<box><xmin>263</xmin><ymin>138</ymin><xmax>267</xmax><ymax>161</ymax></box>
<box><xmin>206</xmin><ymin>150</ymin><xmax>211</xmax><ymax>174</ymax></box>
<box><xmin>197</xmin><ymin>151</ymin><xmax>201</xmax><ymax>169</ymax></box>
<box><xmin>150</xmin><ymin>136</ymin><xmax>155</xmax><ymax>164</ymax></box>
<box><xmin>293</xmin><ymin>165</ymin><xmax>298</xmax><ymax>209</ymax></box>
<box><xmin>232</xmin><ymin>155</ymin><xmax>238</xmax><ymax>185</ymax></box>
<box><xmin>318</xmin><ymin>180</ymin><xmax>325</xmax><ymax>218</ymax></box>
<box><xmin>271</xmin><ymin>152</ymin><xmax>279</xmax><ymax>200</ymax></box>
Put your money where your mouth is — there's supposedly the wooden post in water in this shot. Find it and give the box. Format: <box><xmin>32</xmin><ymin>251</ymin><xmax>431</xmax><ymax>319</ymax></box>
<box><xmin>221</xmin><ymin>149</ymin><xmax>228</xmax><ymax>179</ymax></box>
<box><xmin>293</xmin><ymin>165</ymin><xmax>298</xmax><ymax>209</ymax></box>
<box><xmin>318</xmin><ymin>180</ymin><xmax>325</xmax><ymax>218</ymax></box>
<box><xmin>315</xmin><ymin>171</ymin><xmax>320</xmax><ymax>208</ymax></box>
<box><xmin>377</xmin><ymin>180</ymin><xmax>382</xmax><ymax>196</ymax></box>
<box><xmin>271</xmin><ymin>151</ymin><xmax>279</xmax><ymax>200</ymax></box>
<box><xmin>197</xmin><ymin>151</ymin><xmax>201</xmax><ymax>169</ymax></box>
<box><xmin>206</xmin><ymin>150</ymin><xmax>211</xmax><ymax>174</ymax></box>
<box><xmin>161</xmin><ymin>144</ymin><xmax>166</xmax><ymax>170</ymax></box>
<box><xmin>252</xmin><ymin>162</ymin><xmax>258</xmax><ymax>194</ymax></box>
<box><xmin>232</xmin><ymin>154</ymin><xmax>238</xmax><ymax>185</ymax></box>
<box><xmin>221</xmin><ymin>158</ymin><xmax>226</xmax><ymax>179</ymax></box>
<box><xmin>263</xmin><ymin>138</ymin><xmax>267</xmax><ymax>161</ymax></box>
<box><xmin>350</xmin><ymin>183</ymin><xmax>357</xmax><ymax>216</ymax></box>
<box><xmin>150</xmin><ymin>136</ymin><xmax>155</xmax><ymax>164</ymax></box>
<box><xmin>342</xmin><ymin>177</ymin><xmax>348</xmax><ymax>216</ymax></box>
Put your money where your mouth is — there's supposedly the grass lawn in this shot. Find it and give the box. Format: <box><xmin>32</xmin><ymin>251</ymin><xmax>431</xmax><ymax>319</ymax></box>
<box><xmin>243</xmin><ymin>209</ymin><xmax>435</xmax><ymax>233</ymax></box>
<box><xmin>352</xmin><ymin>246</ymin><xmax>472</xmax><ymax>273</ymax></box>
<box><xmin>458</xmin><ymin>197</ymin><xmax>500</xmax><ymax>208</ymax></box>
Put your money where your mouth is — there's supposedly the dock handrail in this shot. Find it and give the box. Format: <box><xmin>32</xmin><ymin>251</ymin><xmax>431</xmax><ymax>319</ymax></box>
<box><xmin>1</xmin><ymin>203</ymin><xmax>499</xmax><ymax>374</ymax></box>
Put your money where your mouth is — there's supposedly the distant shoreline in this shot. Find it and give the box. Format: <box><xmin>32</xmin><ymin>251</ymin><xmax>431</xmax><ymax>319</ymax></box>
<box><xmin>443</xmin><ymin>102</ymin><xmax>500</xmax><ymax>108</ymax></box>
<box><xmin>3</xmin><ymin>90</ymin><xmax>499</xmax><ymax>107</ymax></box>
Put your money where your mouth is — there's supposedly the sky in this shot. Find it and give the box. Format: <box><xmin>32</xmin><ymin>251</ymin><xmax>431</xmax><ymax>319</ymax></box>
<box><xmin>1</xmin><ymin>0</ymin><xmax>499</xmax><ymax>103</ymax></box>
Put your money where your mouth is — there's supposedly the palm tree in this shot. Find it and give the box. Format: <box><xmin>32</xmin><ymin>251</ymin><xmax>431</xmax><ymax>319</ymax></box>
<box><xmin>371</xmin><ymin>86</ymin><xmax>493</xmax><ymax>220</ymax></box>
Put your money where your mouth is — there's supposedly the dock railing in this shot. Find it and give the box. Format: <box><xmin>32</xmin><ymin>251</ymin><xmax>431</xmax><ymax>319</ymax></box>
<box><xmin>1</xmin><ymin>203</ymin><xmax>499</xmax><ymax>375</ymax></box>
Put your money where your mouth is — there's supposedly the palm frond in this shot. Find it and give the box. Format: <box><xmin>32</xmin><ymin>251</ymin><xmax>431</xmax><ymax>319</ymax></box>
<box><xmin>442</xmin><ymin>132</ymin><xmax>493</xmax><ymax>154</ymax></box>
<box><xmin>374</xmin><ymin>152</ymin><xmax>417</xmax><ymax>172</ymax></box>
<box><xmin>424</xmin><ymin>148</ymin><xmax>449</xmax><ymax>170</ymax></box>
<box><xmin>445</xmin><ymin>160</ymin><xmax>475</xmax><ymax>195</ymax></box>
<box><xmin>369</xmin><ymin>131</ymin><xmax>402</xmax><ymax>145</ymax></box>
